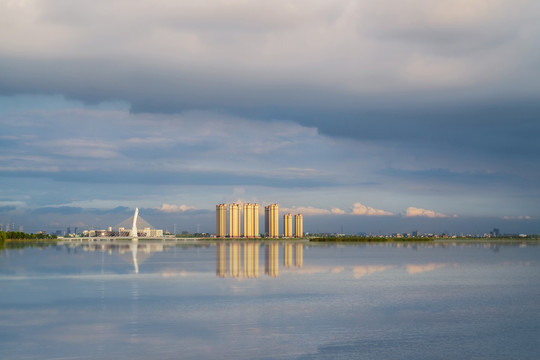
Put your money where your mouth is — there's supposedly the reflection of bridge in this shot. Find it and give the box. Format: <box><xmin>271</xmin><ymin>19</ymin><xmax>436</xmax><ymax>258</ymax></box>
<box><xmin>216</xmin><ymin>242</ymin><xmax>304</xmax><ymax>278</ymax></box>
<box><xmin>77</xmin><ymin>242</ymin><xmax>165</xmax><ymax>273</ymax></box>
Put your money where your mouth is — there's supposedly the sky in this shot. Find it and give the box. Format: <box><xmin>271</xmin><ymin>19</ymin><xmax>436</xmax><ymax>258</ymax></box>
<box><xmin>1</xmin><ymin>0</ymin><xmax>540</xmax><ymax>235</ymax></box>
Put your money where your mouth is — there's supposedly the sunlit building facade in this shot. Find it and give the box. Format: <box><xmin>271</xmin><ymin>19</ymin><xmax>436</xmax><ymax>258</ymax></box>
<box><xmin>241</xmin><ymin>203</ymin><xmax>259</xmax><ymax>238</ymax></box>
<box><xmin>243</xmin><ymin>203</ymin><xmax>253</xmax><ymax>238</ymax></box>
<box><xmin>283</xmin><ymin>213</ymin><xmax>293</xmax><ymax>238</ymax></box>
<box><xmin>229</xmin><ymin>203</ymin><xmax>241</xmax><ymax>238</ymax></box>
<box><xmin>265</xmin><ymin>204</ymin><xmax>279</xmax><ymax>238</ymax></box>
<box><xmin>216</xmin><ymin>204</ymin><xmax>227</xmax><ymax>238</ymax></box>
<box><xmin>294</xmin><ymin>214</ymin><xmax>303</xmax><ymax>238</ymax></box>
<box><xmin>253</xmin><ymin>204</ymin><xmax>259</xmax><ymax>238</ymax></box>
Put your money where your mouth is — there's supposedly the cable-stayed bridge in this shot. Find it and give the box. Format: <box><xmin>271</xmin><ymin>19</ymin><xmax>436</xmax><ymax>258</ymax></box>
<box><xmin>114</xmin><ymin>209</ymin><xmax>163</xmax><ymax>237</ymax></box>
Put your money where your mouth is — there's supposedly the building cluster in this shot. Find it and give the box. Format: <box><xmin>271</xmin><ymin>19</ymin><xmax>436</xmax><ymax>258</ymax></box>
<box><xmin>216</xmin><ymin>203</ymin><xmax>303</xmax><ymax>238</ymax></box>
<box><xmin>80</xmin><ymin>227</ymin><xmax>163</xmax><ymax>238</ymax></box>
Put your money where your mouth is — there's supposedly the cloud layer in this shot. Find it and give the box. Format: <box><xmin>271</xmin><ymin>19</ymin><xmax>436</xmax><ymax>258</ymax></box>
<box><xmin>1</xmin><ymin>1</ymin><xmax>539</xmax><ymax>234</ymax></box>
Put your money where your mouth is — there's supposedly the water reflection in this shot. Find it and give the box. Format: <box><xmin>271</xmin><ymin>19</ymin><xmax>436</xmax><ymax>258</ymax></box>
<box><xmin>215</xmin><ymin>242</ymin><xmax>304</xmax><ymax>279</ymax></box>
<box><xmin>2</xmin><ymin>241</ymin><xmax>540</xmax><ymax>360</ymax></box>
<box><xmin>284</xmin><ymin>243</ymin><xmax>292</xmax><ymax>268</ymax></box>
<box><xmin>265</xmin><ymin>243</ymin><xmax>279</xmax><ymax>277</ymax></box>
<box><xmin>74</xmin><ymin>241</ymin><xmax>165</xmax><ymax>273</ymax></box>
<box><xmin>244</xmin><ymin>242</ymin><xmax>259</xmax><ymax>278</ymax></box>
<box><xmin>131</xmin><ymin>240</ymin><xmax>139</xmax><ymax>274</ymax></box>
<box><xmin>295</xmin><ymin>243</ymin><xmax>303</xmax><ymax>267</ymax></box>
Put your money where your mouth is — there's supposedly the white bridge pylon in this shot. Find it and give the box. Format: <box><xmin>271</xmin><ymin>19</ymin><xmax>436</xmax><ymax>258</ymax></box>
<box><xmin>132</xmin><ymin>208</ymin><xmax>139</xmax><ymax>240</ymax></box>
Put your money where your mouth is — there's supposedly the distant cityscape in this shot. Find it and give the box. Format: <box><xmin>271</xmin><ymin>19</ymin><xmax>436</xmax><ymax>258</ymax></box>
<box><xmin>0</xmin><ymin>211</ymin><xmax>536</xmax><ymax>239</ymax></box>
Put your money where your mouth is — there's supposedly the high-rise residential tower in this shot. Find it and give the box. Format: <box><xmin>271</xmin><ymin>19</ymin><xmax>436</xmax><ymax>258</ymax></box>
<box><xmin>216</xmin><ymin>204</ymin><xmax>227</xmax><ymax>238</ymax></box>
<box><xmin>229</xmin><ymin>203</ymin><xmax>241</xmax><ymax>238</ymax></box>
<box><xmin>253</xmin><ymin>203</ymin><xmax>259</xmax><ymax>238</ymax></box>
<box><xmin>294</xmin><ymin>214</ymin><xmax>303</xmax><ymax>238</ymax></box>
<box><xmin>265</xmin><ymin>204</ymin><xmax>279</xmax><ymax>238</ymax></box>
<box><xmin>284</xmin><ymin>213</ymin><xmax>293</xmax><ymax>238</ymax></box>
<box><xmin>241</xmin><ymin>203</ymin><xmax>260</xmax><ymax>238</ymax></box>
<box><xmin>243</xmin><ymin>203</ymin><xmax>253</xmax><ymax>238</ymax></box>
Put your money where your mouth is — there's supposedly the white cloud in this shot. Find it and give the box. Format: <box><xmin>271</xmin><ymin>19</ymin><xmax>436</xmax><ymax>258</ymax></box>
<box><xmin>331</xmin><ymin>208</ymin><xmax>345</xmax><ymax>214</ymax></box>
<box><xmin>404</xmin><ymin>206</ymin><xmax>449</xmax><ymax>218</ymax></box>
<box><xmin>280</xmin><ymin>206</ymin><xmax>331</xmax><ymax>216</ymax></box>
<box><xmin>351</xmin><ymin>202</ymin><xmax>393</xmax><ymax>216</ymax></box>
<box><xmin>157</xmin><ymin>203</ymin><xmax>195</xmax><ymax>213</ymax></box>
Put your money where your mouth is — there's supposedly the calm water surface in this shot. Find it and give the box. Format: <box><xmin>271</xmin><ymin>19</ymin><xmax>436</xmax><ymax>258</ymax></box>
<box><xmin>1</xmin><ymin>240</ymin><xmax>539</xmax><ymax>359</ymax></box>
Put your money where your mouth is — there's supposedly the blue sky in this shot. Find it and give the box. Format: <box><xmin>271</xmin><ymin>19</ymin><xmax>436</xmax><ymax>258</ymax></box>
<box><xmin>1</xmin><ymin>0</ymin><xmax>539</xmax><ymax>234</ymax></box>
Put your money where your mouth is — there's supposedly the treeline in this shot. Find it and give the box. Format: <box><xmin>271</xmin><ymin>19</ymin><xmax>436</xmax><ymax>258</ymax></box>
<box><xmin>0</xmin><ymin>231</ymin><xmax>58</xmax><ymax>241</ymax></box>
<box><xmin>310</xmin><ymin>236</ymin><xmax>433</xmax><ymax>242</ymax></box>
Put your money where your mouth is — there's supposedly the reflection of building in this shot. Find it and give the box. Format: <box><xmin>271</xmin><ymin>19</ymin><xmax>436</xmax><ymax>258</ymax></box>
<box><xmin>215</xmin><ymin>242</ymin><xmax>303</xmax><ymax>279</ymax></box>
<box><xmin>229</xmin><ymin>243</ymin><xmax>241</xmax><ymax>278</ymax></box>
<box><xmin>243</xmin><ymin>242</ymin><xmax>259</xmax><ymax>278</ymax></box>
<box><xmin>229</xmin><ymin>203</ymin><xmax>241</xmax><ymax>238</ymax></box>
<box><xmin>265</xmin><ymin>204</ymin><xmax>279</xmax><ymax>238</ymax></box>
<box><xmin>295</xmin><ymin>243</ymin><xmax>303</xmax><ymax>267</ymax></box>
<box><xmin>294</xmin><ymin>214</ymin><xmax>303</xmax><ymax>238</ymax></box>
<box><xmin>216</xmin><ymin>204</ymin><xmax>227</xmax><ymax>238</ymax></box>
<box><xmin>284</xmin><ymin>243</ymin><xmax>293</xmax><ymax>267</ymax></box>
<box><xmin>214</xmin><ymin>242</ymin><xmax>260</xmax><ymax>278</ymax></box>
<box><xmin>284</xmin><ymin>213</ymin><xmax>293</xmax><ymax>238</ymax></box>
<box><xmin>265</xmin><ymin>243</ymin><xmax>279</xmax><ymax>277</ymax></box>
<box><xmin>216</xmin><ymin>243</ymin><xmax>227</xmax><ymax>277</ymax></box>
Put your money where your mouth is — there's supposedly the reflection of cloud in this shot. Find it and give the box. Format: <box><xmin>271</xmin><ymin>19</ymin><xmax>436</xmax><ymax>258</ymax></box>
<box><xmin>331</xmin><ymin>267</ymin><xmax>345</xmax><ymax>274</ymax></box>
<box><xmin>405</xmin><ymin>206</ymin><xmax>450</xmax><ymax>218</ymax></box>
<box><xmin>295</xmin><ymin>266</ymin><xmax>333</xmax><ymax>275</ymax></box>
<box><xmin>161</xmin><ymin>270</ymin><xmax>188</xmax><ymax>278</ymax></box>
<box><xmin>352</xmin><ymin>202</ymin><xmax>393</xmax><ymax>216</ymax></box>
<box><xmin>353</xmin><ymin>265</ymin><xmax>393</xmax><ymax>279</ymax></box>
<box><xmin>406</xmin><ymin>263</ymin><xmax>447</xmax><ymax>275</ymax></box>
<box><xmin>503</xmin><ymin>215</ymin><xmax>532</xmax><ymax>220</ymax></box>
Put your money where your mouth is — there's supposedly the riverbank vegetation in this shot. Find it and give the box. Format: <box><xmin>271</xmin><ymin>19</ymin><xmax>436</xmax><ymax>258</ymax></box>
<box><xmin>0</xmin><ymin>231</ymin><xmax>58</xmax><ymax>242</ymax></box>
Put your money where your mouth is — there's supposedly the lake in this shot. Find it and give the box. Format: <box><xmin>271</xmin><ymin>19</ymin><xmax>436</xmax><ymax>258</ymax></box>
<box><xmin>1</xmin><ymin>240</ymin><xmax>539</xmax><ymax>359</ymax></box>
